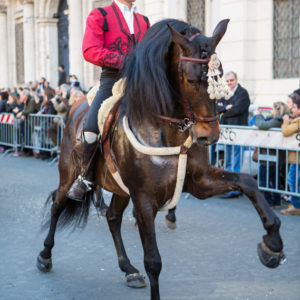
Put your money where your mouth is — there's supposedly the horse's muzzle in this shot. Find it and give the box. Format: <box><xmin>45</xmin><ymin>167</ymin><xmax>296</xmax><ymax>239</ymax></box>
<box><xmin>197</xmin><ymin>135</ymin><xmax>219</xmax><ymax>146</ymax></box>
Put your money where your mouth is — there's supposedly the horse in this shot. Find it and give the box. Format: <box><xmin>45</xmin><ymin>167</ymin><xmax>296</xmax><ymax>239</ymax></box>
<box><xmin>37</xmin><ymin>18</ymin><xmax>285</xmax><ymax>300</ymax></box>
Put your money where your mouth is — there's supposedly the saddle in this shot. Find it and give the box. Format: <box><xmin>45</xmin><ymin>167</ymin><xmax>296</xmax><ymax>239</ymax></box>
<box><xmin>87</xmin><ymin>78</ymin><xmax>125</xmax><ymax>175</ymax></box>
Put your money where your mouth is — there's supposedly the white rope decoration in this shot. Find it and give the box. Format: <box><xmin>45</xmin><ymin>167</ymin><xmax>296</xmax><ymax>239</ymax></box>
<box><xmin>122</xmin><ymin>116</ymin><xmax>193</xmax><ymax>211</ymax></box>
<box><xmin>123</xmin><ymin>117</ymin><xmax>193</xmax><ymax>156</ymax></box>
<box><xmin>207</xmin><ymin>54</ymin><xmax>233</xmax><ymax>101</ymax></box>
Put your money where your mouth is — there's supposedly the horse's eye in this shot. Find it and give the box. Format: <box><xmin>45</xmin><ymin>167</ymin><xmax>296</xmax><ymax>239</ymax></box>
<box><xmin>187</xmin><ymin>79</ymin><xmax>198</xmax><ymax>86</ymax></box>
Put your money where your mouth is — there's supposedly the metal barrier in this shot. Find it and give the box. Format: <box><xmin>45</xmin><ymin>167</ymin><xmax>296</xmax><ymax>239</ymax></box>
<box><xmin>0</xmin><ymin>113</ymin><xmax>64</xmax><ymax>164</ymax></box>
<box><xmin>0</xmin><ymin>113</ymin><xmax>19</xmax><ymax>153</ymax></box>
<box><xmin>211</xmin><ymin>125</ymin><xmax>300</xmax><ymax>198</ymax></box>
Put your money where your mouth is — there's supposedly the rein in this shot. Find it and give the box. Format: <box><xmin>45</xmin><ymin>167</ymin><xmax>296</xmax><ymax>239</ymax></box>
<box><xmin>159</xmin><ymin>33</ymin><xmax>218</xmax><ymax>132</ymax></box>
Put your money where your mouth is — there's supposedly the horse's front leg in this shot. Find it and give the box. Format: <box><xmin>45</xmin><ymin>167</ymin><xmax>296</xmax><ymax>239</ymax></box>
<box><xmin>186</xmin><ymin>167</ymin><xmax>285</xmax><ymax>268</ymax></box>
<box><xmin>106</xmin><ymin>194</ymin><xmax>146</xmax><ymax>288</ymax></box>
<box><xmin>133</xmin><ymin>195</ymin><xmax>161</xmax><ymax>300</ymax></box>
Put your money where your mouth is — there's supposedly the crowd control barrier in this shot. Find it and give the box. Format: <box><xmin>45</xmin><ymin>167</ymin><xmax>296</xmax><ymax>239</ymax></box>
<box><xmin>0</xmin><ymin>113</ymin><xmax>64</xmax><ymax>164</ymax></box>
<box><xmin>211</xmin><ymin>125</ymin><xmax>300</xmax><ymax>198</ymax></box>
<box><xmin>0</xmin><ymin>113</ymin><xmax>18</xmax><ymax>151</ymax></box>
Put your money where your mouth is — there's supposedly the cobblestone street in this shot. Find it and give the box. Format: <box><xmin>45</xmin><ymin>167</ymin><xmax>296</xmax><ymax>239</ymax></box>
<box><xmin>0</xmin><ymin>155</ymin><xmax>299</xmax><ymax>300</ymax></box>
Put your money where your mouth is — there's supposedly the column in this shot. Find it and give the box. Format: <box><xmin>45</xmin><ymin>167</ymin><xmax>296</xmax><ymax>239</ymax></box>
<box><xmin>0</xmin><ymin>4</ymin><xmax>9</xmax><ymax>87</ymax></box>
<box><xmin>68</xmin><ymin>0</ymin><xmax>83</xmax><ymax>88</ymax></box>
<box><xmin>36</xmin><ymin>18</ymin><xmax>59</xmax><ymax>87</ymax></box>
<box><xmin>23</xmin><ymin>0</ymin><xmax>36</xmax><ymax>83</ymax></box>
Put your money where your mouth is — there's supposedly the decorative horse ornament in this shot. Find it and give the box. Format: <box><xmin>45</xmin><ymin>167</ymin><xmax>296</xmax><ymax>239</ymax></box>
<box><xmin>37</xmin><ymin>18</ymin><xmax>285</xmax><ymax>300</ymax></box>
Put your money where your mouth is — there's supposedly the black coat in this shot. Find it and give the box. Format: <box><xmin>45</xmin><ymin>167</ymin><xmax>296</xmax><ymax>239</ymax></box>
<box><xmin>0</xmin><ymin>100</ymin><xmax>8</xmax><ymax>113</ymax></box>
<box><xmin>58</xmin><ymin>70</ymin><xmax>68</xmax><ymax>86</ymax></box>
<box><xmin>217</xmin><ymin>84</ymin><xmax>250</xmax><ymax>126</ymax></box>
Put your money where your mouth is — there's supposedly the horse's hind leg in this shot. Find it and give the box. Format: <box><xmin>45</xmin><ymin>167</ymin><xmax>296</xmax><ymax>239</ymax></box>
<box><xmin>133</xmin><ymin>206</ymin><xmax>177</xmax><ymax>230</ymax></box>
<box><xmin>36</xmin><ymin>186</ymin><xmax>68</xmax><ymax>272</ymax></box>
<box><xmin>187</xmin><ymin>167</ymin><xmax>285</xmax><ymax>268</ymax></box>
<box><xmin>165</xmin><ymin>207</ymin><xmax>176</xmax><ymax>229</ymax></box>
<box><xmin>106</xmin><ymin>194</ymin><xmax>146</xmax><ymax>288</ymax></box>
<box><xmin>93</xmin><ymin>187</ymin><xmax>108</xmax><ymax>216</ymax></box>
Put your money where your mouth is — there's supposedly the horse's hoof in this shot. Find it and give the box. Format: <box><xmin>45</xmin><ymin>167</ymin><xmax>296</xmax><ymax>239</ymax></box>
<box><xmin>257</xmin><ymin>242</ymin><xmax>286</xmax><ymax>269</ymax></box>
<box><xmin>36</xmin><ymin>255</ymin><xmax>52</xmax><ymax>273</ymax></box>
<box><xmin>126</xmin><ymin>273</ymin><xmax>146</xmax><ymax>288</ymax></box>
<box><xmin>165</xmin><ymin>218</ymin><xmax>176</xmax><ymax>230</ymax></box>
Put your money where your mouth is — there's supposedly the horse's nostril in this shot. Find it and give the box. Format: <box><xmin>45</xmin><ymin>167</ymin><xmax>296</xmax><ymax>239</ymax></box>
<box><xmin>197</xmin><ymin>137</ymin><xmax>209</xmax><ymax>145</ymax></box>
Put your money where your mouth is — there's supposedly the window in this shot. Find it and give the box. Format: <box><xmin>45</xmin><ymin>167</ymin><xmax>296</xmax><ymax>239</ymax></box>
<box><xmin>273</xmin><ymin>0</ymin><xmax>300</xmax><ymax>78</ymax></box>
<box><xmin>187</xmin><ymin>0</ymin><xmax>205</xmax><ymax>33</ymax></box>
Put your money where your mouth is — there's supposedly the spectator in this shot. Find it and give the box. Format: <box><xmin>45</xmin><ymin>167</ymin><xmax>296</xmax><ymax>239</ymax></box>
<box><xmin>40</xmin><ymin>88</ymin><xmax>56</xmax><ymax>114</ymax></box>
<box><xmin>58</xmin><ymin>64</ymin><xmax>68</xmax><ymax>86</ymax></box>
<box><xmin>11</xmin><ymin>87</ymin><xmax>19</xmax><ymax>98</ymax></box>
<box><xmin>217</xmin><ymin>71</ymin><xmax>250</xmax><ymax>198</ymax></box>
<box><xmin>69</xmin><ymin>74</ymin><xmax>79</xmax><ymax>88</ymax></box>
<box><xmin>0</xmin><ymin>91</ymin><xmax>9</xmax><ymax>113</ymax></box>
<box><xmin>14</xmin><ymin>89</ymin><xmax>37</xmax><ymax>156</ymax></box>
<box><xmin>47</xmin><ymin>86</ymin><xmax>69</xmax><ymax>146</ymax></box>
<box><xmin>254</xmin><ymin>101</ymin><xmax>289</xmax><ymax>207</ymax></box>
<box><xmin>280</xmin><ymin>96</ymin><xmax>300</xmax><ymax>215</ymax></box>
<box><xmin>5</xmin><ymin>94</ymin><xmax>20</xmax><ymax>115</ymax></box>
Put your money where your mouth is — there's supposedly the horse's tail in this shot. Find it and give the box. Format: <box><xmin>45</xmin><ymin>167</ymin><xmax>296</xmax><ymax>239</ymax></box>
<box><xmin>41</xmin><ymin>188</ymin><xmax>93</xmax><ymax>231</ymax></box>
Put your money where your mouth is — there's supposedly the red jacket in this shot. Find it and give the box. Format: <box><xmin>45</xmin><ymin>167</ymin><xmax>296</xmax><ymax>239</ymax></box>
<box><xmin>82</xmin><ymin>1</ymin><xmax>150</xmax><ymax>69</ymax></box>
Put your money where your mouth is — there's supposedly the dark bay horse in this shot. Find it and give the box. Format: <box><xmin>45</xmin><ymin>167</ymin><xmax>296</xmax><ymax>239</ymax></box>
<box><xmin>37</xmin><ymin>19</ymin><xmax>285</xmax><ymax>300</ymax></box>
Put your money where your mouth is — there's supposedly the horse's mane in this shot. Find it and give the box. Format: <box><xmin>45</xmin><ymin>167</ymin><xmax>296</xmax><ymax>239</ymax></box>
<box><xmin>120</xmin><ymin>19</ymin><xmax>201</xmax><ymax>126</ymax></box>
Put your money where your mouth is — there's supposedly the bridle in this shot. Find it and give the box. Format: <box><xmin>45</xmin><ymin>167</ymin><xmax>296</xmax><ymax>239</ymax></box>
<box><xmin>159</xmin><ymin>33</ymin><xmax>219</xmax><ymax>132</ymax></box>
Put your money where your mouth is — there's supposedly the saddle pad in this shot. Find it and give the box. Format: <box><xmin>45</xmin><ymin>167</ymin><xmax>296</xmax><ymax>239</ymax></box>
<box><xmin>87</xmin><ymin>78</ymin><xmax>126</xmax><ymax>135</ymax></box>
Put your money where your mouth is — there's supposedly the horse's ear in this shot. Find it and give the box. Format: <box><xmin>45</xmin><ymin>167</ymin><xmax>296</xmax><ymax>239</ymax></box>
<box><xmin>167</xmin><ymin>24</ymin><xmax>192</xmax><ymax>54</ymax></box>
<box><xmin>211</xmin><ymin>19</ymin><xmax>230</xmax><ymax>50</ymax></box>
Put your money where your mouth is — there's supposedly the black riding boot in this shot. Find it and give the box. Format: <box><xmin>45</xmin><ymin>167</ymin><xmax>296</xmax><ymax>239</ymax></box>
<box><xmin>67</xmin><ymin>140</ymin><xmax>98</xmax><ymax>202</ymax></box>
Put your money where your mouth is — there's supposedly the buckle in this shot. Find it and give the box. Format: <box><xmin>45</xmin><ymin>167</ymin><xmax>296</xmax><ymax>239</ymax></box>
<box><xmin>177</xmin><ymin>118</ymin><xmax>195</xmax><ymax>132</ymax></box>
<box><xmin>78</xmin><ymin>175</ymin><xmax>93</xmax><ymax>191</ymax></box>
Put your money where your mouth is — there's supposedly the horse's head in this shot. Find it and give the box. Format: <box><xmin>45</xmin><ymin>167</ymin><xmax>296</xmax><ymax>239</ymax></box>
<box><xmin>168</xmin><ymin>19</ymin><xmax>230</xmax><ymax>145</ymax></box>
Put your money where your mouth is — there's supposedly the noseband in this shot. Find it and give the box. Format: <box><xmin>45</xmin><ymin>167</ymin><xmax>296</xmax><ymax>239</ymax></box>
<box><xmin>159</xmin><ymin>33</ymin><xmax>219</xmax><ymax>132</ymax></box>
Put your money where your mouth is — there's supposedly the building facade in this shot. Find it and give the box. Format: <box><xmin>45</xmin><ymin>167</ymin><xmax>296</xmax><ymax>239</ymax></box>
<box><xmin>0</xmin><ymin>0</ymin><xmax>299</xmax><ymax>105</ymax></box>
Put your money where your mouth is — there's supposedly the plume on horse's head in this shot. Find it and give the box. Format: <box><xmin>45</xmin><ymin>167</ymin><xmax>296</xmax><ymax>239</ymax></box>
<box><xmin>120</xmin><ymin>19</ymin><xmax>201</xmax><ymax>126</ymax></box>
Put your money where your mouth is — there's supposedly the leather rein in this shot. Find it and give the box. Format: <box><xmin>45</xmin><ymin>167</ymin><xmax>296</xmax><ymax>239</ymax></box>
<box><xmin>159</xmin><ymin>33</ymin><xmax>219</xmax><ymax>132</ymax></box>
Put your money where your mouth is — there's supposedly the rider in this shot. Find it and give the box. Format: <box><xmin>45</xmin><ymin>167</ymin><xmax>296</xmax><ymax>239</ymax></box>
<box><xmin>67</xmin><ymin>0</ymin><xmax>150</xmax><ymax>202</ymax></box>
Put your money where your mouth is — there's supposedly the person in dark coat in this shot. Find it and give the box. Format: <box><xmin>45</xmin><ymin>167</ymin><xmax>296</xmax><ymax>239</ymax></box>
<box><xmin>5</xmin><ymin>94</ymin><xmax>20</xmax><ymax>115</ymax></box>
<box><xmin>0</xmin><ymin>91</ymin><xmax>9</xmax><ymax>113</ymax></box>
<box><xmin>217</xmin><ymin>71</ymin><xmax>250</xmax><ymax>198</ymax></box>
<box><xmin>58</xmin><ymin>64</ymin><xmax>68</xmax><ymax>86</ymax></box>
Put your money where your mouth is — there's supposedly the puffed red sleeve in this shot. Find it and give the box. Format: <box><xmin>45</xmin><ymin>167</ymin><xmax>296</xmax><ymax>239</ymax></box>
<box><xmin>82</xmin><ymin>9</ymin><xmax>125</xmax><ymax>69</ymax></box>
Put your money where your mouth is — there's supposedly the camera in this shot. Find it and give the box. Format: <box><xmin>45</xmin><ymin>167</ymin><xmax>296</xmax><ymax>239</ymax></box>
<box><xmin>55</xmin><ymin>96</ymin><xmax>61</xmax><ymax>103</ymax></box>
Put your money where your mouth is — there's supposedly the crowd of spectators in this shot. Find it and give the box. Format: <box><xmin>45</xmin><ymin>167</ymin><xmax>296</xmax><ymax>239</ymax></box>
<box><xmin>0</xmin><ymin>65</ymin><xmax>86</xmax><ymax>159</ymax></box>
<box><xmin>213</xmin><ymin>70</ymin><xmax>300</xmax><ymax>215</ymax></box>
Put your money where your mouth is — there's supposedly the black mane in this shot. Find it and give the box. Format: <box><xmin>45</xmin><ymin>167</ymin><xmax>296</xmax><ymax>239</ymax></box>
<box><xmin>120</xmin><ymin>19</ymin><xmax>200</xmax><ymax>126</ymax></box>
